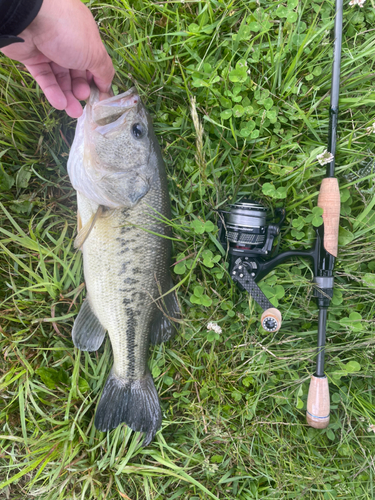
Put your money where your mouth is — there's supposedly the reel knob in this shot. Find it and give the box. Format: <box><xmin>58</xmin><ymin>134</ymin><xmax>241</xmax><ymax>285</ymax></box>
<box><xmin>261</xmin><ymin>308</ymin><xmax>282</xmax><ymax>332</ymax></box>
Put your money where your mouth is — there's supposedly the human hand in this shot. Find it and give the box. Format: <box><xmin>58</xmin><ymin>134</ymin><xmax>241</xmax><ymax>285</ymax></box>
<box><xmin>0</xmin><ymin>0</ymin><xmax>114</xmax><ymax>118</ymax></box>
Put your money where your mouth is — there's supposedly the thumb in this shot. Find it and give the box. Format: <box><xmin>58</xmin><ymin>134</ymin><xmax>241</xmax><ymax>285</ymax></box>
<box><xmin>88</xmin><ymin>46</ymin><xmax>115</xmax><ymax>94</ymax></box>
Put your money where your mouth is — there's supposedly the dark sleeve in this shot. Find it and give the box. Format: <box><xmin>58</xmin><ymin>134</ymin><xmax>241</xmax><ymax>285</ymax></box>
<box><xmin>0</xmin><ymin>0</ymin><xmax>43</xmax><ymax>49</ymax></box>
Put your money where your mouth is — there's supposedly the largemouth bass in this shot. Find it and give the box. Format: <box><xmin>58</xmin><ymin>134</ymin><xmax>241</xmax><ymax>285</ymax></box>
<box><xmin>67</xmin><ymin>86</ymin><xmax>179</xmax><ymax>445</ymax></box>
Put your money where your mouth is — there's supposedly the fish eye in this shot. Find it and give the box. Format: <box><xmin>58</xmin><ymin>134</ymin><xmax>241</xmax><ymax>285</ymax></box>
<box><xmin>132</xmin><ymin>123</ymin><xmax>145</xmax><ymax>139</ymax></box>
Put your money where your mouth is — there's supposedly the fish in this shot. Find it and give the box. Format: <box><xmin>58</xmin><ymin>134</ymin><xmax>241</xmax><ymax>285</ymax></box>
<box><xmin>67</xmin><ymin>86</ymin><xmax>180</xmax><ymax>445</ymax></box>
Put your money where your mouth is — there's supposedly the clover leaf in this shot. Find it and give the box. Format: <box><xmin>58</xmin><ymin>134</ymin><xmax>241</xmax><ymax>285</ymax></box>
<box><xmin>305</xmin><ymin>207</ymin><xmax>323</xmax><ymax>227</ymax></box>
<box><xmin>190</xmin><ymin>285</ymin><xmax>212</xmax><ymax>307</ymax></box>
<box><xmin>276</xmin><ymin>6</ymin><xmax>288</xmax><ymax>17</ymax></box>
<box><xmin>239</xmin><ymin>120</ymin><xmax>256</xmax><ymax>137</ymax></box>
<box><xmin>262</xmin><ymin>183</ymin><xmax>288</xmax><ymax>199</ymax></box>
<box><xmin>191</xmin><ymin>219</ymin><xmax>216</xmax><ymax>234</ymax></box>
<box><xmin>248</xmin><ymin>21</ymin><xmax>260</xmax><ymax>32</ymax></box>
<box><xmin>229</xmin><ymin>68</ymin><xmax>247</xmax><ymax>83</ymax></box>
<box><xmin>331</xmin><ymin>288</ymin><xmax>343</xmax><ymax>305</ymax></box>
<box><xmin>232</xmin><ymin>94</ymin><xmax>242</xmax><ymax>103</ymax></box>
<box><xmin>363</xmin><ymin>273</ymin><xmax>375</xmax><ymax>287</ymax></box>
<box><xmin>220</xmin><ymin>109</ymin><xmax>232</xmax><ymax>120</ymax></box>
<box><xmin>207</xmin><ymin>331</ymin><xmax>220</xmax><ymax>342</ymax></box>
<box><xmin>259</xmin><ymin>284</ymin><xmax>285</xmax><ymax>307</ymax></box>
<box><xmin>174</xmin><ymin>253</ymin><xmax>187</xmax><ymax>275</ymax></box>
<box><xmin>229</xmin><ymin>60</ymin><xmax>248</xmax><ymax>83</ymax></box>
<box><xmin>202</xmin><ymin>250</ymin><xmax>220</xmax><ymax>268</ymax></box>
<box><xmin>191</xmin><ymin>219</ymin><xmax>205</xmax><ymax>234</ymax></box>
<box><xmin>264</xmin><ymin>97</ymin><xmax>273</xmax><ymax>110</ymax></box>
<box><xmin>292</xmin><ymin>216</ymin><xmax>305</xmax><ymax>231</ymax></box>
<box><xmin>220</xmin><ymin>96</ymin><xmax>232</xmax><ymax>109</ymax></box>
<box><xmin>174</xmin><ymin>262</ymin><xmax>186</xmax><ymax>275</ymax></box>
<box><xmin>345</xmin><ymin>361</ymin><xmax>361</xmax><ymax>373</ymax></box>
<box><xmin>340</xmin><ymin>312</ymin><xmax>363</xmax><ymax>332</ymax></box>
<box><xmin>262</xmin><ymin>183</ymin><xmax>276</xmax><ymax>197</ymax></box>
<box><xmin>291</xmin><ymin>229</ymin><xmax>305</xmax><ymax>240</ymax></box>
<box><xmin>233</xmin><ymin>104</ymin><xmax>244</xmax><ymax>118</ymax></box>
<box><xmin>204</xmin><ymin>221</ymin><xmax>215</xmax><ymax>232</ymax></box>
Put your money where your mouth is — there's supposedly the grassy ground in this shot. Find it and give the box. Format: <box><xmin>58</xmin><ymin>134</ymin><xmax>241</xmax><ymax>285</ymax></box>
<box><xmin>1</xmin><ymin>0</ymin><xmax>375</xmax><ymax>498</ymax></box>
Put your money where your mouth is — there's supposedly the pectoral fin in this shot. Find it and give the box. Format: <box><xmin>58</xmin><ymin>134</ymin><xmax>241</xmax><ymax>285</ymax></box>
<box><xmin>74</xmin><ymin>205</ymin><xmax>104</xmax><ymax>249</ymax></box>
<box><xmin>72</xmin><ymin>298</ymin><xmax>106</xmax><ymax>351</ymax></box>
<box><xmin>77</xmin><ymin>210</ymin><xmax>82</xmax><ymax>233</ymax></box>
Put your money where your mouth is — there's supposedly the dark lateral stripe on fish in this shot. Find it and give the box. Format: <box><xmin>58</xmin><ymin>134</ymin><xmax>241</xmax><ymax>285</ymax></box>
<box><xmin>125</xmin><ymin>307</ymin><xmax>137</xmax><ymax>379</ymax></box>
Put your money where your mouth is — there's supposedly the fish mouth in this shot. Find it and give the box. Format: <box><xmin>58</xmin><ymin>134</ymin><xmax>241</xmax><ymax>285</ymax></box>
<box><xmin>90</xmin><ymin>87</ymin><xmax>140</xmax><ymax>127</ymax></box>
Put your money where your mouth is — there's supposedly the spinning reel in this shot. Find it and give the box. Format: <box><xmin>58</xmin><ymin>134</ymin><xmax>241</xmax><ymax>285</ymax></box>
<box><xmin>218</xmin><ymin>199</ymin><xmax>319</xmax><ymax>333</ymax></box>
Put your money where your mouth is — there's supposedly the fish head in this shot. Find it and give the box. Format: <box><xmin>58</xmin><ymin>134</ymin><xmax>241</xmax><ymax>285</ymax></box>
<box><xmin>68</xmin><ymin>86</ymin><xmax>163</xmax><ymax>209</ymax></box>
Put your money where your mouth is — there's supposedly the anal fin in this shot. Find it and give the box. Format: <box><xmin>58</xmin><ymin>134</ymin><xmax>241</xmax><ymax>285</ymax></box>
<box><xmin>72</xmin><ymin>298</ymin><xmax>106</xmax><ymax>351</ymax></box>
<box><xmin>150</xmin><ymin>284</ymin><xmax>180</xmax><ymax>345</ymax></box>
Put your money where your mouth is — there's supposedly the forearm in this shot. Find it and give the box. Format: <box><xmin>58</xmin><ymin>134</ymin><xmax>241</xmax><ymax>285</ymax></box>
<box><xmin>0</xmin><ymin>0</ymin><xmax>43</xmax><ymax>48</ymax></box>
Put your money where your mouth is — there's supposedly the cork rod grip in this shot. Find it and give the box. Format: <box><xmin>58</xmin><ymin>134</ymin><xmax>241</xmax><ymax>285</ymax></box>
<box><xmin>317</xmin><ymin>178</ymin><xmax>340</xmax><ymax>257</ymax></box>
<box><xmin>306</xmin><ymin>375</ymin><xmax>330</xmax><ymax>429</ymax></box>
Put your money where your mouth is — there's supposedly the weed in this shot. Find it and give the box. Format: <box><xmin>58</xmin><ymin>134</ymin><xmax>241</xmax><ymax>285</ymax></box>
<box><xmin>1</xmin><ymin>1</ymin><xmax>375</xmax><ymax>498</ymax></box>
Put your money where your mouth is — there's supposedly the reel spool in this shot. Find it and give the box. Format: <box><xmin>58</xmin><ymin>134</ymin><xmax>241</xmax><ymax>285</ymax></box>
<box><xmin>219</xmin><ymin>199</ymin><xmax>285</xmax><ymax>258</ymax></box>
<box><xmin>224</xmin><ymin>200</ymin><xmax>268</xmax><ymax>249</ymax></box>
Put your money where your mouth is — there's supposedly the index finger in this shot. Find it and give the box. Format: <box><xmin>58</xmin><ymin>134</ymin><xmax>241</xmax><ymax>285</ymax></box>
<box><xmin>25</xmin><ymin>61</ymin><xmax>67</xmax><ymax>110</ymax></box>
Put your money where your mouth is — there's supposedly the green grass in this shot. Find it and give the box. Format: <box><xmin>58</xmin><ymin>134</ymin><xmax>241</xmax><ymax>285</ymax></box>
<box><xmin>1</xmin><ymin>0</ymin><xmax>375</xmax><ymax>498</ymax></box>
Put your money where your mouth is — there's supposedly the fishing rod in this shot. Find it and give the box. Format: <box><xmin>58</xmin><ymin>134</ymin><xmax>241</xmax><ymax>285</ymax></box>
<box><xmin>305</xmin><ymin>0</ymin><xmax>342</xmax><ymax>429</ymax></box>
<box><xmin>218</xmin><ymin>0</ymin><xmax>343</xmax><ymax>428</ymax></box>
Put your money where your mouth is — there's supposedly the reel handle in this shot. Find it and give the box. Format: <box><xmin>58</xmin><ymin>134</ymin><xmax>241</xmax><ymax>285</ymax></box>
<box><xmin>317</xmin><ymin>178</ymin><xmax>340</xmax><ymax>257</ymax></box>
<box><xmin>306</xmin><ymin>375</ymin><xmax>330</xmax><ymax>429</ymax></box>
<box><xmin>261</xmin><ymin>308</ymin><xmax>282</xmax><ymax>333</ymax></box>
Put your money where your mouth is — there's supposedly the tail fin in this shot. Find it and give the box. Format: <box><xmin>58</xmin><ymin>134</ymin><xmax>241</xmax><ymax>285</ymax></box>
<box><xmin>94</xmin><ymin>370</ymin><xmax>162</xmax><ymax>446</ymax></box>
